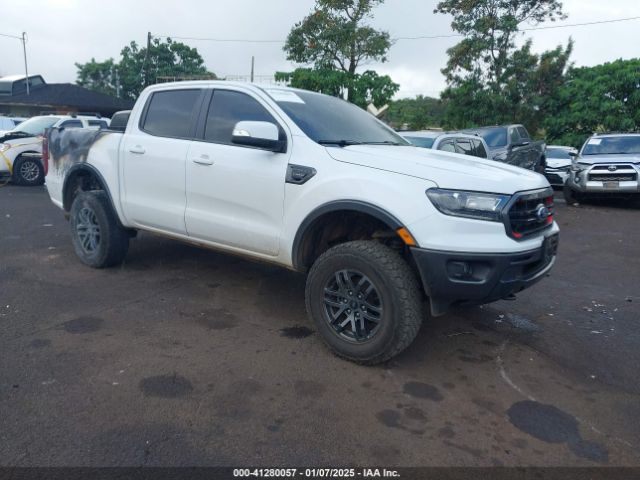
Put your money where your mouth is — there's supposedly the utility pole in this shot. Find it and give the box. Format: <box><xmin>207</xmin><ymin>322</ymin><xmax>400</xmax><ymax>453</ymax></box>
<box><xmin>144</xmin><ymin>31</ymin><xmax>152</xmax><ymax>87</ymax></box>
<box><xmin>21</xmin><ymin>32</ymin><xmax>29</xmax><ymax>95</ymax></box>
<box><xmin>250</xmin><ymin>56</ymin><xmax>255</xmax><ymax>83</ymax></box>
<box><xmin>115</xmin><ymin>67</ymin><xmax>121</xmax><ymax>98</ymax></box>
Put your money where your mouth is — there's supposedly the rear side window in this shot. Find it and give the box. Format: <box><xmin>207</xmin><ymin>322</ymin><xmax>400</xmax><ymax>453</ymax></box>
<box><xmin>59</xmin><ymin>120</ymin><xmax>83</xmax><ymax>129</ymax></box>
<box><xmin>473</xmin><ymin>140</ymin><xmax>488</xmax><ymax>158</ymax></box>
<box><xmin>455</xmin><ymin>138</ymin><xmax>474</xmax><ymax>156</ymax></box>
<box><xmin>439</xmin><ymin>140</ymin><xmax>456</xmax><ymax>153</ymax></box>
<box><xmin>142</xmin><ymin>89</ymin><xmax>200</xmax><ymax>138</ymax></box>
<box><xmin>88</xmin><ymin>120</ymin><xmax>108</xmax><ymax>129</ymax></box>
<box><xmin>204</xmin><ymin>90</ymin><xmax>276</xmax><ymax>145</ymax></box>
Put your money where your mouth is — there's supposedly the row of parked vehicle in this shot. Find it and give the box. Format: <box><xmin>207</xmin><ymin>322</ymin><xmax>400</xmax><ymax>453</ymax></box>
<box><xmin>400</xmin><ymin>126</ymin><xmax>640</xmax><ymax>204</ymax></box>
<box><xmin>0</xmin><ymin>114</ymin><xmax>109</xmax><ymax>185</ymax></box>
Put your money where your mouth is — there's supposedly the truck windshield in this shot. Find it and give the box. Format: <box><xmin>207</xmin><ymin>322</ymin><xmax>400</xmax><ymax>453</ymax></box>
<box><xmin>268</xmin><ymin>90</ymin><xmax>409</xmax><ymax>146</ymax></box>
<box><xmin>582</xmin><ymin>136</ymin><xmax>640</xmax><ymax>155</ymax></box>
<box><xmin>471</xmin><ymin>127</ymin><xmax>508</xmax><ymax>148</ymax></box>
<box><xmin>10</xmin><ymin>116</ymin><xmax>59</xmax><ymax>136</ymax></box>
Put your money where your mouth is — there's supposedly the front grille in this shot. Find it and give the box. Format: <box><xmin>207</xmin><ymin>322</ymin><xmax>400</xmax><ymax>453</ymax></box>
<box><xmin>588</xmin><ymin>173</ymin><xmax>637</xmax><ymax>182</ymax></box>
<box><xmin>591</xmin><ymin>164</ymin><xmax>632</xmax><ymax>170</ymax></box>
<box><xmin>506</xmin><ymin>188</ymin><xmax>554</xmax><ymax>239</ymax></box>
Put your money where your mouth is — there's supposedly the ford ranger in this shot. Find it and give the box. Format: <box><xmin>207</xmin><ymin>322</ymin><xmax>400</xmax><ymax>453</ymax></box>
<box><xmin>44</xmin><ymin>81</ymin><xmax>559</xmax><ymax>364</ymax></box>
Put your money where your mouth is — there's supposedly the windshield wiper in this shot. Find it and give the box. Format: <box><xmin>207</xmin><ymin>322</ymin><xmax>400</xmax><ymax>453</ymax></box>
<box><xmin>360</xmin><ymin>141</ymin><xmax>405</xmax><ymax>146</ymax></box>
<box><xmin>317</xmin><ymin>140</ymin><xmax>363</xmax><ymax>147</ymax></box>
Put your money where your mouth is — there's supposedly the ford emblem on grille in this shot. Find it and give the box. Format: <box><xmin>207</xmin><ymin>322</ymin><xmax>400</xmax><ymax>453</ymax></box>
<box><xmin>536</xmin><ymin>204</ymin><xmax>550</xmax><ymax>221</ymax></box>
<box><xmin>608</xmin><ymin>165</ymin><xmax>618</xmax><ymax>172</ymax></box>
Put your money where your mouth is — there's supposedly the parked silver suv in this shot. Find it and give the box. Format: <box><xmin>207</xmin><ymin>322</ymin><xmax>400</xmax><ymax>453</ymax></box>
<box><xmin>564</xmin><ymin>133</ymin><xmax>640</xmax><ymax>204</ymax></box>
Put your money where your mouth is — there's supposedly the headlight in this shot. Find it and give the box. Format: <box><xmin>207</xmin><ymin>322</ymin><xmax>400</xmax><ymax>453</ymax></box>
<box><xmin>570</xmin><ymin>162</ymin><xmax>589</xmax><ymax>172</ymax></box>
<box><xmin>0</xmin><ymin>143</ymin><xmax>9</xmax><ymax>152</ymax></box>
<box><xmin>427</xmin><ymin>188</ymin><xmax>511</xmax><ymax>222</ymax></box>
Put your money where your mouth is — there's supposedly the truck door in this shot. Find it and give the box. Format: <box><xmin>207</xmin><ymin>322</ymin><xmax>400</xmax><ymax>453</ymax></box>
<box><xmin>121</xmin><ymin>88</ymin><xmax>203</xmax><ymax>235</ymax></box>
<box><xmin>184</xmin><ymin>88</ymin><xmax>289</xmax><ymax>256</ymax></box>
<box><xmin>508</xmin><ymin>127</ymin><xmax>526</xmax><ymax>168</ymax></box>
<box><xmin>517</xmin><ymin>126</ymin><xmax>536</xmax><ymax>170</ymax></box>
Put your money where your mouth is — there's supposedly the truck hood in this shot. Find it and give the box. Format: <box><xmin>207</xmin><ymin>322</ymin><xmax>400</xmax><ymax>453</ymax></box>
<box><xmin>326</xmin><ymin>145</ymin><xmax>549</xmax><ymax>194</ymax></box>
<box><xmin>577</xmin><ymin>154</ymin><xmax>640</xmax><ymax>165</ymax></box>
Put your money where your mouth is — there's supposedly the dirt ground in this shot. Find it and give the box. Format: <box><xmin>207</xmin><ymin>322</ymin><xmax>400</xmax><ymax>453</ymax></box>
<box><xmin>1</xmin><ymin>185</ymin><xmax>638</xmax><ymax>467</ymax></box>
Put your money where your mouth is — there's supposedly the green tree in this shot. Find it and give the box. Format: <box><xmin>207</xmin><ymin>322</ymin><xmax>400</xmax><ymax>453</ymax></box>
<box><xmin>75</xmin><ymin>58</ymin><xmax>118</xmax><ymax>97</ymax></box>
<box><xmin>275</xmin><ymin>68</ymin><xmax>399</xmax><ymax>109</ymax></box>
<box><xmin>76</xmin><ymin>37</ymin><xmax>215</xmax><ymax>101</ymax></box>
<box><xmin>435</xmin><ymin>0</ymin><xmax>566</xmax><ymax>87</ymax></box>
<box><xmin>544</xmin><ymin>58</ymin><xmax>640</xmax><ymax>148</ymax></box>
<box><xmin>435</xmin><ymin>0</ymin><xmax>571</xmax><ymax>133</ymax></box>
<box><xmin>384</xmin><ymin>95</ymin><xmax>445</xmax><ymax>130</ymax></box>
<box><xmin>284</xmin><ymin>0</ymin><xmax>391</xmax><ymax>101</ymax></box>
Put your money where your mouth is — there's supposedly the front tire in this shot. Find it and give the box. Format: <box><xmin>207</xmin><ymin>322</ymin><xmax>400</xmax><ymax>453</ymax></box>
<box><xmin>69</xmin><ymin>191</ymin><xmax>129</xmax><ymax>268</ymax></box>
<box><xmin>305</xmin><ymin>241</ymin><xmax>423</xmax><ymax>365</ymax></box>
<box><xmin>13</xmin><ymin>155</ymin><xmax>44</xmax><ymax>186</ymax></box>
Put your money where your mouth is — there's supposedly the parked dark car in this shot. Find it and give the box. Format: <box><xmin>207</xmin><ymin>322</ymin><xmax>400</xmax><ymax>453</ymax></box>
<box><xmin>463</xmin><ymin>124</ymin><xmax>546</xmax><ymax>172</ymax></box>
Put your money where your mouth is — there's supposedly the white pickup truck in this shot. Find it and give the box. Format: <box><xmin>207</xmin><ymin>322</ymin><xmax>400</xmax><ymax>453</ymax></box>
<box><xmin>44</xmin><ymin>81</ymin><xmax>559</xmax><ymax>364</ymax></box>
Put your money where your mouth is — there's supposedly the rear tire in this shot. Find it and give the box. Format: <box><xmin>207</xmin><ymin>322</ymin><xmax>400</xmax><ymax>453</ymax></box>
<box><xmin>305</xmin><ymin>241</ymin><xmax>423</xmax><ymax>365</ymax></box>
<box><xmin>69</xmin><ymin>191</ymin><xmax>129</xmax><ymax>268</ymax></box>
<box><xmin>13</xmin><ymin>155</ymin><xmax>44</xmax><ymax>186</ymax></box>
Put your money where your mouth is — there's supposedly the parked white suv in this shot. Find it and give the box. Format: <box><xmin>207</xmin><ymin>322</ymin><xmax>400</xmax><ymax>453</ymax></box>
<box><xmin>0</xmin><ymin>114</ymin><xmax>109</xmax><ymax>185</ymax></box>
<box><xmin>400</xmin><ymin>131</ymin><xmax>490</xmax><ymax>159</ymax></box>
<box><xmin>44</xmin><ymin>82</ymin><xmax>559</xmax><ymax>364</ymax></box>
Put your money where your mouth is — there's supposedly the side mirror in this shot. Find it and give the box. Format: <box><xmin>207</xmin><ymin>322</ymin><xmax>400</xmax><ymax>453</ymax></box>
<box><xmin>568</xmin><ymin>151</ymin><xmax>578</xmax><ymax>158</ymax></box>
<box><xmin>232</xmin><ymin>121</ymin><xmax>286</xmax><ymax>153</ymax></box>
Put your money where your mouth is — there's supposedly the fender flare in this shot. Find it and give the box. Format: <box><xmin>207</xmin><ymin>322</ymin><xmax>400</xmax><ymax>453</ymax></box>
<box><xmin>62</xmin><ymin>164</ymin><xmax>124</xmax><ymax>227</ymax></box>
<box><xmin>291</xmin><ymin>200</ymin><xmax>404</xmax><ymax>271</ymax></box>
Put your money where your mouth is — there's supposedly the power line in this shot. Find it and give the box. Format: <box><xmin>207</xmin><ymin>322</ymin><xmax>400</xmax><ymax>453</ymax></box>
<box><xmin>0</xmin><ymin>32</ymin><xmax>22</xmax><ymax>40</ymax></box>
<box><xmin>154</xmin><ymin>15</ymin><xmax>640</xmax><ymax>44</ymax></box>
<box><xmin>155</xmin><ymin>35</ymin><xmax>284</xmax><ymax>44</ymax></box>
<box><xmin>396</xmin><ymin>15</ymin><xmax>640</xmax><ymax>40</ymax></box>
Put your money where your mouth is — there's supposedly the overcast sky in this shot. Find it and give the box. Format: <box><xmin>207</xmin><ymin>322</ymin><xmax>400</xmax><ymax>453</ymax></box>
<box><xmin>1</xmin><ymin>0</ymin><xmax>638</xmax><ymax>99</ymax></box>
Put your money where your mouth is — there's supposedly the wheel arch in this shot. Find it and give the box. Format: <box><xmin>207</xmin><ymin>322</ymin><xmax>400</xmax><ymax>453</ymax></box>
<box><xmin>62</xmin><ymin>164</ymin><xmax>124</xmax><ymax>227</ymax></box>
<box><xmin>291</xmin><ymin>200</ymin><xmax>406</xmax><ymax>272</ymax></box>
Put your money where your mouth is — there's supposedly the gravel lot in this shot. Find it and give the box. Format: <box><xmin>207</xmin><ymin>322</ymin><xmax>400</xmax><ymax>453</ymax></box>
<box><xmin>1</xmin><ymin>185</ymin><xmax>638</xmax><ymax>467</ymax></box>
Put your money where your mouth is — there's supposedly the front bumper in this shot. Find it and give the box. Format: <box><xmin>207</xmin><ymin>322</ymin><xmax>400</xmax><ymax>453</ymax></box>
<box><xmin>411</xmin><ymin>233</ymin><xmax>559</xmax><ymax>316</ymax></box>
<box><xmin>544</xmin><ymin>167</ymin><xmax>569</xmax><ymax>186</ymax></box>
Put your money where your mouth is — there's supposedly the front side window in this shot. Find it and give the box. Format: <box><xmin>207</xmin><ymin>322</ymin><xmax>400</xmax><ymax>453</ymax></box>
<box><xmin>517</xmin><ymin>126</ymin><xmax>530</xmax><ymax>140</ymax></box>
<box><xmin>142</xmin><ymin>89</ymin><xmax>201</xmax><ymax>138</ymax></box>
<box><xmin>204</xmin><ymin>90</ymin><xmax>277</xmax><ymax>145</ymax></box>
<box><xmin>510</xmin><ymin>128</ymin><xmax>521</xmax><ymax>143</ymax></box>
